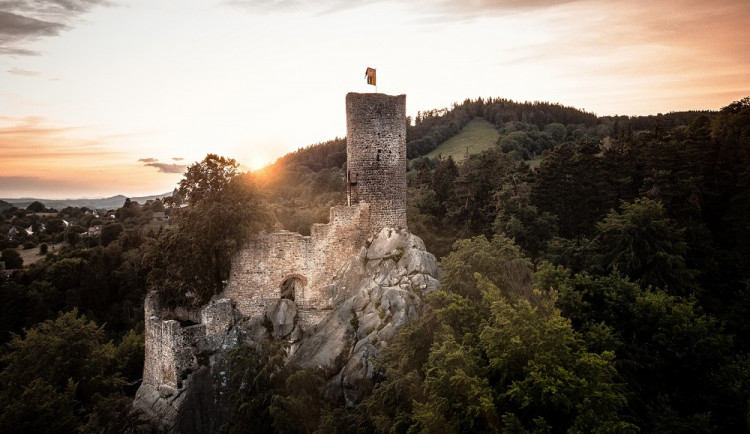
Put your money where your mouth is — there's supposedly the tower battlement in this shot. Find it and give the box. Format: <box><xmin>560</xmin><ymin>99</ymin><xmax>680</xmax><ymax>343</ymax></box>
<box><xmin>346</xmin><ymin>92</ymin><xmax>407</xmax><ymax>234</ymax></box>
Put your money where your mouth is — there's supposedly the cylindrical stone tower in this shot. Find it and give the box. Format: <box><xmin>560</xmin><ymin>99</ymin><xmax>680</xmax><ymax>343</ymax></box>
<box><xmin>346</xmin><ymin>92</ymin><xmax>407</xmax><ymax>233</ymax></box>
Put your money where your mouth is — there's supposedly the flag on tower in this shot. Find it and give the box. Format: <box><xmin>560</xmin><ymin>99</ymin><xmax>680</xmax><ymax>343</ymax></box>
<box><xmin>365</xmin><ymin>67</ymin><xmax>376</xmax><ymax>86</ymax></box>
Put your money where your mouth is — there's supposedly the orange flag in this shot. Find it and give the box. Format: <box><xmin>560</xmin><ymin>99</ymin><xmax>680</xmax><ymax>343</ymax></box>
<box><xmin>365</xmin><ymin>67</ymin><xmax>376</xmax><ymax>86</ymax></box>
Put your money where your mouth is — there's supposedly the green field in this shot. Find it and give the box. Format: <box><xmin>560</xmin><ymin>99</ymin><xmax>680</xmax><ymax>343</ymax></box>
<box><xmin>421</xmin><ymin>117</ymin><xmax>500</xmax><ymax>162</ymax></box>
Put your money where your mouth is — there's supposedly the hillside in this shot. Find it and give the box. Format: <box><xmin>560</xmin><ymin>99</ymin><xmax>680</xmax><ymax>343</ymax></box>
<box><xmin>421</xmin><ymin>117</ymin><xmax>500</xmax><ymax>162</ymax></box>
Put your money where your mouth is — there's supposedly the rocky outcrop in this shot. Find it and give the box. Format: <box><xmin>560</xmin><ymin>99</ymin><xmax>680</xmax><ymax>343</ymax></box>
<box><xmin>132</xmin><ymin>228</ymin><xmax>439</xmax><ymax>432</ymax></box>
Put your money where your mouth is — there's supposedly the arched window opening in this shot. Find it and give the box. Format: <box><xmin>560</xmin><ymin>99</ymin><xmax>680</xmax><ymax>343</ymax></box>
<box><xmin>280</xmin><ymin>277</ymin><xmax>302</xmax><ymax>301</ymax></box>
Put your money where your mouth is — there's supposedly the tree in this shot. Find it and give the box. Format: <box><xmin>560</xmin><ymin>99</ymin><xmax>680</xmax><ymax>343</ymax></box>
<box><xmin>446</xmin><ymin>148</ymin><xmax>520</xmax><ymax>237</ymax></box>
<box><xmin>440</xmin><ymin>234</ymin><xmax>533</xmax><ymax>301</ymax></box>
<box><xmin>0</xmin><ymin>248</ymin><xmax>22</xmax><ymax>269</ymax></box>
<box><xmin>535</xmin><ymin>268</ymin><xmax>739</xmax><ymax>431</ymax></box>
<box><xmin>45</xmin><ymin>219</ymin><xmax>66</xmax><ymax>235</ymax></box>
<box><xmin>178</xmin><ymin>154</ymin><xmax>240</xmax><ymax>206</ymax></box>
<box><xmin>223</xmin><ymin>342</ymin><xmax>286</xmax><ymax>434</ymax></box>
<box><xmin>26</xmin><ymin>201</ymin><xmax>46</xmax><ymax>213</ymax></box>
<box><xmin>532</xmin><ymin>142</ymin><xmax>616</xmax><ymax>238</ymax></box>
<box><xmin>116</xmin><ymin>198</ymin><xmax>142</xmax><ymax>222</ymax></box>
<box><xmin>594</xmin><ymin>197</ymin><xmax>696</xmax><ymax>292</ymax></box>
<box><xmin>147</xmin><ymin>155</ymin><xmax>273</xmax><ymax>306</ymax></box>
<box><xmin>0</xmin><ymin>309</ymin><xmax>125</xmax><ymax>432</ymax></box>
<box><xmin>492</xmin><ymin>168</ymin><xmax>559</xmax><ymax>257</ymax></box>
<box><xmin>101</xmin><ymin>223</ymin><xmax>124</xmax><ymax>247</ymax></box>
<box><xmin>324</xmin><ymin>236</ymin><xmax>633</xmax><ymax>433</ymax></box>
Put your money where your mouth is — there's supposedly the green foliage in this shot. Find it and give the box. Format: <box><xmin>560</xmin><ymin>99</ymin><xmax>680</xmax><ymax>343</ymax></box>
<box><xmin>593</xmin><ymin>197</ymin><xmax>696</xmax><ymax>292</ymax></box>
<box><xmin>440</xmin><ymin>234</ymin><xmax>532</xmax><ymax>301</ymax></box>
<box><xmin>422</xmin><ymin>117</ymin><xmax>500</xmax><ymax>162</ymax></box>
<box><xmin>532</xmin><ymin>142</ymin><xmax>614</xmax><ymax>238</ymax></box>
<box><xmin>223</xmin><ymin>341</ymin><xmax>324</xmax><ymax>434</ymax></box>
<box><xmin>178</xmin><ymin>154</ymin><xmax>241</xmax><ymax>206</ymax></box>
<box><xmin>0</xmin><ymin>378</ymin><xmax>78</xmax><ymax>434</ymax></box>
<box><xmin>45</xmin><ymin>218</ymin><xmax>66</xmax><ymax>234</ymax></box>
<box><xmin>270</xmin><ymin>368</ymin><xmax>324</xmax><ymax>433</ymax></box>
<box><xmin>535</xmin><ymin>267</ymin><xmax>741</xmax><ymax>430</ymax></box>
<box><xmin>115</xmin><ymin>329</ymin><xmax>145</xmax><ymax>384</ymax></box>
<box><xmin>407</xmin><ymin>97</ymin><xmax>598</xmax><ymax>159</ymax></box>
<box><xmin>148</xmin><ymin>155</ymin><xmax>273</xmax><ymax>307</ymax></box>
<box><xmin>0</xmin><ymin>309</ymin><xmax>126</xmax><ymax>432</ymax></box>
<box><xmin>1</xmin><ymin>97</ymin><xmax>748</xmax><ymax>432</ymax></box>
<box><xmin>254</xmin><ymin>160</ymin><xmax>346</xmax><ymax>235</ymax></box>
<box><xmin>101</xmin><ymin>222</ymin><xmax>124</xmax><ymax>247</ymax></box>
<box><xmin>476</xmin><ymin>277</ymin><xmax>632</xmax><ymax>433</ymax></box>
<box><xmin>498</xmin><ymin>129</ymin><xmax>556</xmax><ymax>160</ymax></box>
<box><xmin>492</xmin><ymin>170</ymin><xmax>558</xmax><ymax>257</ymax></box>
<box><xmin>26</xmin><ymin>201</ymin><xmax>47</xmax><ymax>213</ymax></box>
<box><xmin>326</xmin><ymin>238</ymin><xmax>633</xmax><ymax>433</ymax></box>
<box><xmin>446</xmin><ymin>148</ymin><xmax>522</xmax><ymax>237</ymax></box>
<box><xmin>0</xmin><ymin>248</ymin><xmax>22</xmax><ymax>269</ymax></box>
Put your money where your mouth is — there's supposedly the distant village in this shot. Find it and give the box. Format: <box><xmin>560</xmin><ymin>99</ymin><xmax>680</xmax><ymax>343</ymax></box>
<box><xmin>0</xmin><ymin>198</ymin><xmax>172</xmax><ymax>272</ymax></box>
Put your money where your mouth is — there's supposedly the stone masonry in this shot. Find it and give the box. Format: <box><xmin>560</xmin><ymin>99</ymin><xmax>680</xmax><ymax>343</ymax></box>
<box><xmin>224</xmin><ymin>203</ymin><xmax>371</xmax><ymax>326</ymax></box>
<box><xmin>346</xmin><ymin>92</ymin><xmax>407</xmax><ymax>233</ymax></box>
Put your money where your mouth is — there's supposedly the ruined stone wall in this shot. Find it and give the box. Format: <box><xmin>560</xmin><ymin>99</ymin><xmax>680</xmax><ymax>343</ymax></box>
<box><xmin>224</xmin><ymin>203</ymin><xmax>370</xmax><ymax>321</ymax></box>
<box><xmin>346</xmin><ymin>92</ymin><xmax>407</xmax><ymax>234</ymax></box>
<box><xmin>142</xmin><ymin>295</ymin><xmax>204</xmax><ymax>389</ymax></box>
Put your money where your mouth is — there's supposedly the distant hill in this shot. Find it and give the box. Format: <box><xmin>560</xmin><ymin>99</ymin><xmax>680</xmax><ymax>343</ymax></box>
<box><xmin>0</xmin><ymin>193</ymin><xmax>171</xmax><ymax>211</ymax></box>
<box><xmin>254</xmin><ymin>96</ymin><xmax>715</xmax><ymax>173</ymax></box>
<box><xmin>422</xmin><ymin>117</ymin><xmax>500</xmax><ymax>162</ymax></box>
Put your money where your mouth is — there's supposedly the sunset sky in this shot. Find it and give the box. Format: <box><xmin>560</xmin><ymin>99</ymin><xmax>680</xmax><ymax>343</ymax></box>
<box><xmin>1</xmin><ymin>0</ymin><xmax>749</xmax><ymax>199</ymax></box>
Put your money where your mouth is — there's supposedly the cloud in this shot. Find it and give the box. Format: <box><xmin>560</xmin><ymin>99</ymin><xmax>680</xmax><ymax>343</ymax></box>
<box><xmin>0</xmin><ymin>1</ymin><xmax>110</xmax><ymax>56</ymax></box>
<box><xmin>223</xmin><ymin>0</ymin><xmax>381</xmax><ymax>15</ymax></box>
<box><xmin>139</xmin><ymin>158</ymin><xmax>187</xmax><ymax>174</ymax></box>
<box><xmin>224</xmin><ymin>0</ymin><xmax>578</xmax><ymax>17</ymax></box>
<box><xmin>0</xmin><ymin>116</ymin><xmax>124</xmax><ymax>170</ymax></box>
<box><xmin>172</xmin><ymin>157</ymin><xmax>184</xmax><ymax>161</ymax></box>
<box><xmin>7</xmin><ymin>66</ymin><xmax>40</xmax><ymax>76</ymax></box>
<box><xmin>144</xmin><ymin>163</ymin><xmax>187</xmax><ymax>174</ymax></box>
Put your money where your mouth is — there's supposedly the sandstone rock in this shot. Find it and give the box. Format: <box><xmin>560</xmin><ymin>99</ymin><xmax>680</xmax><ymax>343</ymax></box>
<box><xmin>201</xmin><ymin>298</ymin><xmax>234</xmax><ymax>336</ymax></box>
<box><xmin>366</xmin><ymin>227</ymin><xmax>410</xmax><ymax>259</ymax></box>
<box><xmin>133</xmin><ymin>227</ymin><xmax>439</xmax><ymax>432</ymax></box>
<box><xmin>265</xmin><ymin>299</ymin><xmax>297</xmax><ymax>338</ymax></box>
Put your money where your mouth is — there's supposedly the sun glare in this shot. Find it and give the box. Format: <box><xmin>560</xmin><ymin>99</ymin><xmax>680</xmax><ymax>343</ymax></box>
<box><xmin>247</xmin><ymin>156</ymin><xmax>271</xmax><ymax>172</ymax></box>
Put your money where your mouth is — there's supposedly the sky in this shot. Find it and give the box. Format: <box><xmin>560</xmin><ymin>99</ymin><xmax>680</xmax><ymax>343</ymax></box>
<box><xmin>1</xmin><ymin>0</ymin><xmax>749</xmax><ymax>199</ymax></box>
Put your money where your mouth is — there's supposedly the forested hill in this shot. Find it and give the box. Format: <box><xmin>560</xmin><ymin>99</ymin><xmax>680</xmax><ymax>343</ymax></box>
<box><xmin>250</xmin><ymin>95</ymin><xmax>722</xmax><ymax>240</ymax></box>
<box><xmin>260</xmin><ymin>96</ymin><xmax>714</xmax><ymax>172</ymax></box>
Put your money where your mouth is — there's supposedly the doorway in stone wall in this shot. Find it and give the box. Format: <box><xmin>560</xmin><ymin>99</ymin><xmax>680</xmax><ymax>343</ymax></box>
<box><xmin>280</xmin><ymin>276</ymin><xmax>302</xmax><ymax>301</ymax></box>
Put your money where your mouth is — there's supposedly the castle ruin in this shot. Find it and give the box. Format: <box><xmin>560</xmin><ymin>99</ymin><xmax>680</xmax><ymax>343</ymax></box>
<box><xmin>137</xmin><ymin>93</ymin><xmax>414</xmax><ymax>409</ymax></box>
<box><xmin>222</xmin><ymin>92</ymin><xmax>408</xmax><ymax>326</ymax></box>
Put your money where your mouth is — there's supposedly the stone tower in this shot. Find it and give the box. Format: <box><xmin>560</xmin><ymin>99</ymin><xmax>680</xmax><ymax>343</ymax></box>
<box><xmin>346</xmin><ymin>92</ymin><xmax>407</xmax><ymax>233</ymax></box>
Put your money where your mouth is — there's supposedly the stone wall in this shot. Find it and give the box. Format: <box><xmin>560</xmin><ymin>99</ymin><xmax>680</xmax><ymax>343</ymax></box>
<box><xmin>224</xmin><ymin>203</ymin><xmax>370</xmax><ymax>321</ymax></box>
<box><xmin>142</xmin><ymin>295</ymin><xmax>204</xmax><ymax>390</ymax></box>
<box><xmin>346</xmin><ymin>92</ymin><xmax>407</xmax><ymax>234</ymax></box>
